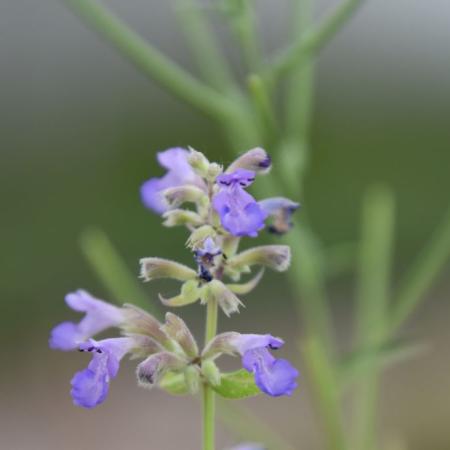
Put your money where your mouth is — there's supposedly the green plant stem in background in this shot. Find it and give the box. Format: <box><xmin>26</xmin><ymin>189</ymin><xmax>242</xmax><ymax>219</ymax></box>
<box><xmin>263</xmin><ymin>0</ymin><xmax>366</xmax><ymax>83</ymax></box>
<box><xmin>65</xmin><ymin>0</ymin><xmax>237</xmax><ymax>121</ymax></box>
<box><xmin>175</xmin><ymin>0</ymin><xmax>237</xmax><ymax>93</ymax></box>
<box><xmin>203</xmin><ymin>297</ymin><xmax>219</xmax><ymax>450</ymax></box>
<box><xmin>218</xmin><ymin>401</ymin><xmax>296</xmax><ymax>450</ymax></box>
<box><xmin>302</xmin><ymin>338</ymin><xmax>347</xmax><ymax>450</ymax></box>
<box><xmin>79</xmin><ymin>227</ymin><xmax>153</xmax><ymax>312</ymax></box>
<box><xmin>388</xmin><ymin>206</ymin><xmax>450</xmax><ymax>334</ymax></box>
<box><xmin>353</xmin><ymin>186</ymin><xmax>395</xmax><ymax>450</ymax></box>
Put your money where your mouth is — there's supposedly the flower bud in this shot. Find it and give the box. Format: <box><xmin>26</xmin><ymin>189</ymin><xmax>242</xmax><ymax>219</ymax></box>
<box><xmin>162</xmin><ymin>185</ymin><xmax>207</xmax><ymax>209</ymax></box>
<box><xmin>228</xmin><ymin>245</ymin><xmax>291</xmax><ymax>272</ymax></box>
<box><xmin>206</xmin><ymin>162</ymin><xmax>223</xmax><ymax>182</ymax></box>
<box><xmin>184</xmin><ymin>365</ymin><xmax>200</xmax><ymax>394</ymax></box>
<box><xmin>186</xmin><ymin>225</ymin><xmax>217</xmax><ymax>250</ymax></box>
<box><xmin>139</xmin><ymin>257</ymin><xmax>197</xmax><ymax>282</ymax></box>
<box><xmin>201</xmin><ymin>359</ymin><xmax>221</xmax><ymax>387</ymax></box>
<box><xmin>202</xmin><ymin>332</ymin><xmax>241</xmax><ymax>360</ymax></box>
<box><xmin>137</xmin><ymin>352</ymin><xmax>186</xmax><ymax>388</ymax></box>
<box><xmin>161</xmin><ymin>312</ymin><xmax>199</xmax><ymax>358</ymax></box>
<box><xmin>187</xmin><ymin>148</ymin><xmax>210</xmax><ymax>177</ymax></box>
<box><xmin>226</xmin><ymin>148</ymin><xmax>271</xmax><ymax>175</ymax></box>
<box><xmin>162</xmin><ymin>209</ymin><xmax>204</xmax><ymax>227</ymax></box>
<box><xmin>122</xmin><ymin>304</ymin><xmax>171</xmax><ymax>346</ymax></box>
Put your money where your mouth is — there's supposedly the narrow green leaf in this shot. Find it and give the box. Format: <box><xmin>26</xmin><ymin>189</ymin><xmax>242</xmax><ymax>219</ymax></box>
<box><xmin>159</xmin><ymin>372</ymin><xmax>189</xmax><ymax>396</ymax></box>
<box><xmin>212</xmin><ymin>369</ymin><xmax>260</xmax><ymax>399</ymax></box>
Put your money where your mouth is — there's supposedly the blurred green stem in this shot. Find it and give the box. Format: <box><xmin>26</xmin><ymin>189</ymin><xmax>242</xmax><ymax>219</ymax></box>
<box><xmin>263</xmin><ymin>0</ymin><xmax>366</xmax><ymax>83</ymax></box>
<box><xmin>302</xmin><ymin>338</ymin><xmax>347</xmax><ymax>450</ymax></box>
<box><xmin>388</xmin><ymin>207</ymin><xmax>450</xmax><ymax>334</ymax></box>
<box><xmin>79</xmin><ymin>227</ymin><xmax>153</xmax><ymax>312</ymax></box>
<box><xmin>65</xmin><ymin>0</ymin><xmax>237</xmax><ymax>121</ymax></box>
<box><xmin>203</xmin><ymin>297</ymin><xmax>218</xmax><ymax>450</ymax></box>
<box><xmin>353</xmin><ymin>186</ymin><xmax>395</xmax><ymax>450</ymax></box>
<box><xmin>175</xmin><ymin>0</ymin><xmax>236</xmax><ymax>92</ymax></box>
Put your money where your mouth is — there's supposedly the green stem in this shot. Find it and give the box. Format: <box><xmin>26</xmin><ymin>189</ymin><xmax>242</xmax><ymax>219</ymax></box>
<box><xmin>175</xmin><ymin>0</ymin><xmax>237</xmax><ymax>92</ymax></box>
<box><xmin>388</xmin><ymin>206</ymin><xmax>450</xmax><ymax>334</ymax></box>
<box><xmin>263</xmin><ymin>0</ymin><xmax>366</xmax><ymax>83</ymax></box>
<box><xmin>79</xmin><ymin>227</ymin><xmax>154</xmax><ymax>312</ymax></box>
<box><xmin>302</xmin><ymin>338</ymin><xmax>347</xmax><ymax>450</ymax></box>
<box><xmin>203</xmin><ymin>297</ymin><xmax>218</xmax><ymax>450</ymax></box>
<box><xmin>65</xmin><ymin>0</ymin><xmax>236</xmax><ymax>120</ymax></box>
<box><xmin>353</xmin><ymin>186</ymin><xmax>395</xmax><ymax>450</ymax></box>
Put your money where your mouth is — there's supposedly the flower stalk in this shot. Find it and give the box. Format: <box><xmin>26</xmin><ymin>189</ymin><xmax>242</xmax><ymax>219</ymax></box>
<box><xmin>203</xmin><ymin>297</ymin><xmax>219</xmax><ymax>450</ymax></box>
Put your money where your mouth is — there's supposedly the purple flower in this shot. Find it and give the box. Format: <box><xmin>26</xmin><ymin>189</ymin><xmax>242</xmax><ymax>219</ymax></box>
<box><xmin>194</xmin><ymin>237</ymin><xmax>221</xmax><ymax>282</ymax></box>
<box><xmin>228</xmin><ymin>444</ymin><xmax>265</xmax><ymax>450</ymax></box>
<box><xmin>213</xmin><ymin>169</ymin><xmax>267</xmax><ymax>237</ymax></box>
<box><xmin>259</xmin><ymin>197</ymin><xmax>300</xmax><ymax>235</ymax></box>
<box><xmin>140</xmin><ymin>147</ymin><xmax>205</xmax><ymax>214</ymax></box>
<box><xmin>233</xmin><ymin>334</ymin><xmax>298</xmax><ymax>397</ymax></box>
<box><xmin>71</xmin><ymin>337</ymin><xmax>134</xmax><ymax>408</ymax></box>
<box><xmin>49</xmin><ymin>290</ymin><xmax>124</xmax><ymax>351</ymax></box>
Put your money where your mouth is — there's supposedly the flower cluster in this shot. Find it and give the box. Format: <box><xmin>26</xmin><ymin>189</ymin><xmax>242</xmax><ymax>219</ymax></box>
<box><xmin>50</xmin><ymin>147</ymin><xmax>299</xmax><ymax>412</ymax></box>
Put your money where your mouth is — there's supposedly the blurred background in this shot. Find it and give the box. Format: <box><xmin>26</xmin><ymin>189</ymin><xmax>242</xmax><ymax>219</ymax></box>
<box><xmin>1</xmin><ymin>0</ymin><xmax>449</xmax><ymax>449</ymax></box>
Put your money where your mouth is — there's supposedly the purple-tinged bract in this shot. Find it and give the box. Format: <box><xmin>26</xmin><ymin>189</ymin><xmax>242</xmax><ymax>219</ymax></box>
<box><xmin>213</xmin><ymin>169</ymin><xmax>267</xmax><ymax>237</ymax></box>
<box><xmin>71</xmin><ymin>337</ymin><xmax>133</xmax><ymax>408</ymax></box>
<box><xmin>141</xmin><ymin>147</ymin><xmax>205</xmax><ymax>214</ymax></box>
<box><xmin>49</xmin><ymin>290</ymin><xmax>124</xmax><ymax>351</ymax></box>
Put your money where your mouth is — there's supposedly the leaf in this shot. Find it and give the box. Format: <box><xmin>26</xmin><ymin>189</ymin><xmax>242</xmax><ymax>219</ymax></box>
<box><xmin>159</xmin><ymin>372</ymin><xmax>189</xmax><ymax>396</ymax></box>
<box><xmin>212</xmin><ymin>369</ymin><xmax>261</xmax><ymax>399</ymax></box>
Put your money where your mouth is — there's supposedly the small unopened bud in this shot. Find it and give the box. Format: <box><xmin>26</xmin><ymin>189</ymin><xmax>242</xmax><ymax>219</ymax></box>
<box><xmin>184</xmin><ymin>365</ymin><xmax>200</xmax><ymax>394</ymax></box>
<box><xmin>205</xmin><ymin>280</ymin><xmax>244</xmax><ymax>317</ymax></box>
<box><xmin>186</xmin><ymin>225</ymin><xmax>217</xmax><ymax>250</ymax></box>
<box><xmin>226</xmin><ymin>147</ymin><xmax>271</xmax><ymax>175</ymax></box>
<box><xmin>139</xmin><ymin>257</ymin><xmax>197</xmax><ymax>282</ymax></box>
<box><xmin>162</xmin><ymin>209</ymin><xmax>204</xmax><ymax>227</ymax></box>
<box><xmin>161</xmin><ymin>312</ymin><xmax>199</xmax><ymax>358</ymax></box>
<box><xmin>122</xmin><ymin>304</ymin><xmax>171</xmax><ymax>346</ymax></box>
<box><xmin>229</xmin><ymin>245</ymin><xmax>291</xmax><ymax>272</ymax></box>
<box><xmin>206</xmin><ymin>162</ymin><xmax>223</xmax><ymax>182</ymax></box>
<box><xmin>163</xmin><ymin>185</ymin><xmax>207</xmax><ymax>209</ymax></box>
<box><xmin>202</xmin><ymin>332</ymin><xmax>240</xmax><ymax>360</ymax></box>
<box><xmin>137</xmin><ymin>352</ymin><xmax>186</xmax><ymax>388</ymax></box>
<box><xmin>201</xmin><ymin>359</ymin><xmax>222</xmax><ymax>387</ymax></box>
<box><xmin>188</xmin><ymin>148</ymin><xmax>210</xmax><ymax>177</ymax></box>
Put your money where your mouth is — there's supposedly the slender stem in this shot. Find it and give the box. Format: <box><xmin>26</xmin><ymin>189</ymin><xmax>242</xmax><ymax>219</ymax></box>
<box><xmin>65</xmin><ymin>0</ymin><xmax>236</xmax><ymax>120</ymax></box>
<box><xmin>262</xmin><ymin>0</ymin><xmax>366</xmax><ymax>83</ymax></box>
<box><xmin>175</xmin><ymin>0</ymin><xmax>237</xmax><ymax>92</ymax></box>
<box><xmin>79</xmin><ymin>227</ymin><xmax>154</xmax><ymax>312</ymax></box>
<box><xmin>353</xmin><ymin>186</ymin><xmax>395</xmax><ymax>450</ymax></box>
<box><xmin>230</xmin><ymin>1</ymin><xmax>262</xmax><ymax>71</ymax></box>
<box><xmin>203</xmin><ymin>298</ymin><xmax>218</xmax><ymax>450</ymax></box>
<box><xmin>302</xmin><ymin>338</ymin><xmax>347</xmax><ymax>450</ymax></box>
<box><xmin>388</xmin><ymin>206</ymin><xmax>450</xmax><ymax>334</ymax></box>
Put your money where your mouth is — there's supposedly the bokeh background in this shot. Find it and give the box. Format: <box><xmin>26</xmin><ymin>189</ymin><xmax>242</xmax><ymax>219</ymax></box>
<box><xmin>1</xmin><ymin>0</ymin><xmax>449</xmax><ymax>449</ymax></box>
